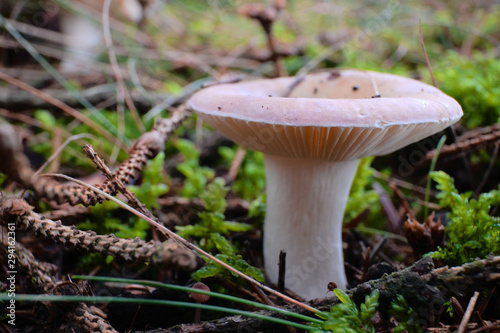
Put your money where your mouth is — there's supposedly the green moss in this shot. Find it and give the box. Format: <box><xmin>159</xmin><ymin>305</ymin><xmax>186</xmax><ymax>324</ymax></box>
<box><xmin>429</xmin><ymin>50</ymin><xmax>500</xmax><ymax>128</ymax></box>
<box><xmin>317</xmin><ymin>288</ymin><xmax>380</xmax><ymax>333</ymax></box>
<box><xmin>344</xmin><ymin>157</ymin><xmax>379</xmax><ymax>223</ymax></box>
<box><xmin>218</xmin><ymin>146</ymin><xmax>266</xmax><ymax>201</ymax></box>
<box><xmin>175</xmin><ymin>138</ymin><xmax>214</xmax><ymax>198</ymax></box>
<box><xmin>429</xmin><ymin>171</ymin><xmax>500</xmax><ymax>265</ymax></box>
<box><xmin>176</xmin><ymin>177</ymin><xmax>252</xmax><ymax>250</ymax></box>
<box><xmin>192</xmin><ymin>233</ymin><xmax>265</xmax><ymax>283</ymax></box>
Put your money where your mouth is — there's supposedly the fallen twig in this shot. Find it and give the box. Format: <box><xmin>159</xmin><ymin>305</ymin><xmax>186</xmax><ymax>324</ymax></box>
<box><xmin>0</xmin><ymin>70</ymin><xmax>124</xmax><ymax>149</ymax></box>
<box><xmin>0</xmin><ymin>85</ymin><xmax>172</xmax><ymax>112</ymax></box>
<box><xmin>426</xmin><ymin>126</ymin><xmax>500</xmax><ymax>161</ymax></box>
<box><xmin>458</xmin><ymin>291</ymin><xmax>480</xmax><ymax>333</ymax></box>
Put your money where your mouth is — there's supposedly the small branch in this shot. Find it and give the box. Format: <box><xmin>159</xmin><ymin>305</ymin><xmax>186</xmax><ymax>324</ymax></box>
<box><xmin>225</xmin><ymin>147</ymin><xmax>246</xmax><ymax>184</ymax></box>
<box><xmin>0</xmin><ymin>70</ymin><xmax>124</xmax><ymax>149</ymax></box>
<box><xmin>458</xmin><ymin>291</ymin><xmax>480</xmax><ymax>333</ymax></box>
<box><xmin>373</xmin><ymin>182</ymin><xmax>402</xmax><ymax>236</ymax></box>
<box><xmin>278</xmin><ymin>250</ymin><xmax>287</xmax><ymax>293</ymax></box>
<box><xmin>426</xmin><ymin>127</ymin><xmax>500</xmax><ymax>161</ymax></box>
<box><xmin>239</xmin><ymin>1</ymin><xmax>288</xmax><ymax>77</ymax></box>
<box><xmin>389</xmin><ymin>181</ymin><xmax>416</xmax><ymax>220</ymax></box>
<box><xmin>83</xmin><ymin>144</ymin><xmax>155</xmax><ymax>219</ymax></box>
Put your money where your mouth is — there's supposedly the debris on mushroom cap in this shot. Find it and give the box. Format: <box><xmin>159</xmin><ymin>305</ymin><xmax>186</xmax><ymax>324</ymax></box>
<box><xmin>190</xmin><ymin>282</ymin><xmax>211</xmax><ymax>303</ymax></box>
<box><xmin>188</xmin><ymin>70</ymin><xmax>463</xmax><ymax>161</ymax></box>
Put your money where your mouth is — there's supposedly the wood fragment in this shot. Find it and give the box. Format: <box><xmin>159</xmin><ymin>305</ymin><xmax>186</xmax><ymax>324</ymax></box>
<box><xmin>458</xmin><ymin>291</ymin><xmax>480</xmax><ymax>333</ymax></box>
<box><xmin>278</xmin><ymin>250</ymin><xmax>287</xmax><ymax>293</ymax></box>
<box><xmin>226</xmin><ymin>147</ymin><xmax>246</xmax><ymax>184</ymax></box>
<box><xmin>0</xmin><ymin>86</ymin><xmax>173</xmax><ymax>112</ymax></box>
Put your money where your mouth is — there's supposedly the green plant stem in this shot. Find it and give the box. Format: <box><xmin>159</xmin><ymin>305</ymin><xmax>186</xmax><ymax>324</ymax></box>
<box><xmin>72</xmin><ymin>275</ymin><xmax>324</xmax><ymax>324</ymax></box>
<box><xmin>0</xmin><ymin>294</ymin><xmax>323</xmax><ymax>331</ymax></box>
<box><xmin>424</xmin><ymin>135</ymin><xmax>447</xmax><ymax>218</ymax></box>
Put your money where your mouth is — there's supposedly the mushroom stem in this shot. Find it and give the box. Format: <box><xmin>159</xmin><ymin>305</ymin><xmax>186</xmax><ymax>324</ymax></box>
<box><xmin>264</xmin><ymin>154</ymin><xmax>360</xmax><ymax>300</ymax></box>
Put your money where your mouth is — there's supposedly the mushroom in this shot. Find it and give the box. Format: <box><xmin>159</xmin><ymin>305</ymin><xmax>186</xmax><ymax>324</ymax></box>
<box><xmin>190</xmin><ymin>282</ymin><xmax>211</xmax><ymax>322</ymax></box>
<box><xmin>187</xmin><ymin>69</ymin><xmax>462</xmax><ymax>300</ymax></box>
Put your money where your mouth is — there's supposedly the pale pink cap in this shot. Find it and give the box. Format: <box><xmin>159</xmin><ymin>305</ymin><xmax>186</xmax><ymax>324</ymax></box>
<box><xmin>188</xmin><ymin>70</ymin><xmax>462</xmax><ymax>161</ymax></box>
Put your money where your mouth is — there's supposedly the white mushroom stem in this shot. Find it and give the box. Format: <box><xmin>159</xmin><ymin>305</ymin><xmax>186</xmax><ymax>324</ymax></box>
<box><xmin>264</xmin><ymin>154</ymin><xmax>360</xmax><ymax>300</ymax></box>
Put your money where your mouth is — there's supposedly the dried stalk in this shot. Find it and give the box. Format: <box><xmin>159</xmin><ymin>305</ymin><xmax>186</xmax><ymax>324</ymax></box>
<box><xmin>158</xmin><ymin>196</ymin><xmax>250</xmax><ymax>212</ymax></box>
<box><xmin>239</xmin><ymin>1</ymin><xmax>288</xmax><ymax>77</ymax></box>
<box><xmin>458</xmin><ymin>291</ymin><xmax>480</xmax><ymax>333</ymax></box>
<box><xmin>0</xmin><ymin>86</ymin><xmax>171</xmax><ymax>112</ymax></box>
<box><xmin>83</xmin><ymin>143</ymin><xmax>155</xmax><ymax>219</ymax></box>
<box><xmin>102</xmin><ymin>0</ymin><xmax>145</xmax><ymax>133</ymax></box>
<box><xmin>0</xmin><ymin>69</ymin><xmax>123</xmax><ymax>149</ymax></box>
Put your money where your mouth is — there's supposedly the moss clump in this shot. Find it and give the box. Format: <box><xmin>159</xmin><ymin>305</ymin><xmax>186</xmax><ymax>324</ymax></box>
<box><xmin>430</xmin><ymin>171</ymin><xmax>500</xmax><ymax>266</ymax></box>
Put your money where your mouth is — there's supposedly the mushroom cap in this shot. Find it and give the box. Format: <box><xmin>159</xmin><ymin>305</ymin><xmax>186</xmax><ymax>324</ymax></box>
<box><xmin>188</xmin><ymin>70</ymin><xmax>462</xmax><ymax>161</ymax></box>
<box><xmin>190</xmin><ymin>282</ymin><xmax>211</xmax><ymax>303</ymax></box>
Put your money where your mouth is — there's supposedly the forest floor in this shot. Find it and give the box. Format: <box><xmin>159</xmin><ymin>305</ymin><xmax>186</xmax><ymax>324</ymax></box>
<box><xmin>0</xmin><ymin>0</ymin><xmax>499</xmax><ymax>332</ymax></box>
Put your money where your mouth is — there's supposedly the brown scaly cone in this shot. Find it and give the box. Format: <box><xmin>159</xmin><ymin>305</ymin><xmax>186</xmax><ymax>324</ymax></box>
<box><xmin>405</xmin><ymin>211</ymin><xmax>445</xmax><ymax>258</ymax></box>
